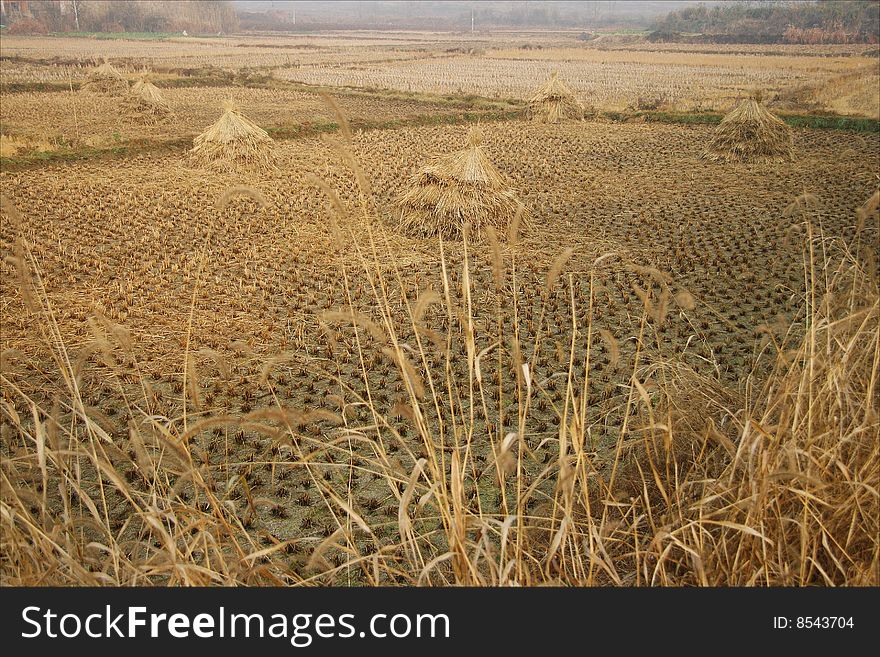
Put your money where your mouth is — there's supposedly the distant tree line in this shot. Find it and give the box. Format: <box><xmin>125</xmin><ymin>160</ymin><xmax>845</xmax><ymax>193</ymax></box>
<box><xmin>4</xmin><ymin>1</ymin><xmax>238</xmax><ymax>35</ymax></box>
<box><xmin>652</xmin><ymin>1</ymin><xmax>879</xmax><ymax>44</ymax></box>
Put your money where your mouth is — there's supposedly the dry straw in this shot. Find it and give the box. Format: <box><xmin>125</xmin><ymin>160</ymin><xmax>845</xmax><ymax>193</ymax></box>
<box><xmin>527</xmin><ymin>71</ymin><xmax>586</xmax><ymax>124</ymax></box>
<box><xmin>190</xmin><ymin>100</ymin><xmax>274</xmax><ymax>172</ymax></box>
<box><xmin>703</xmin><ymin>91</ymin><xmax>794</xmax><ymax>162</ymax></box>
<box><xmin>396</xmin><ymin>126</ymin><xmax>529</xmax><ymax>240</ymax></box>
<box><xmin>80</xmin><ymin>58</ymin><xmax>129</xmax><ymax>95</ymax></box>
<box><xmin>123</xmin><ymin>73</ymin><xmax>173</xmax><ymax>124</ymax></box>
<box><xmin>130</xmin><ymin>67</ymin><xmax>152</xmax><ymax>94</ymax></box>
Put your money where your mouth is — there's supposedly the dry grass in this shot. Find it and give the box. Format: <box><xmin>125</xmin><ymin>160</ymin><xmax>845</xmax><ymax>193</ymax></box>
<box><xmin>703</xmin><ymin>93</ymin><xmax>794</xmax><ymax>163</ymax></box>
<box><xmin>396</xmin><ymin>126</ymin><xmax>529</xmax><ymax>240</ymax></box>
<box><xmin>189</xmin><ymin>100</ymin><xmax>274</xmax><ymax>173</ymax></box>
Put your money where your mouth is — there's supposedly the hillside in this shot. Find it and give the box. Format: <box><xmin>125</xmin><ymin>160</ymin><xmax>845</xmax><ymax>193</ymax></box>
<box><xmin>652</xmin><ymin>0</ymin><xmax>880</xmax><ymax>44</ymax></box>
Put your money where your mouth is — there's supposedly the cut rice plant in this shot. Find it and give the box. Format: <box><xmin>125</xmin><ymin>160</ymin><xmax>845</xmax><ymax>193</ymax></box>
<box><xmin>703</xmin><ymin>91</ymin><xmax>794</xmax><ymax>162</ymax></box>
<box><xmin>190</xmin><ymin>100</ymin><xmax>274</xmax><ymax>173</ymax></box>
<box><xmin>396</xmin><ymin>125</ymin><xmax>529</xmax><ymax>240</ymax></box>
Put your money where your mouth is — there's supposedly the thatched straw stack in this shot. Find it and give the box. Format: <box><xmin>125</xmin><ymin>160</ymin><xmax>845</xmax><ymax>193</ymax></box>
<box><xmin>703</xmin><ymin>92</ymin><xmax>793</xmax><ymax>162</ymax></box>
<box><xmin>527</xmin><ymin>71</ymin><xmax>586</xmax><ymax>123</ymax></box>
<box><xmin>190</xmin><ymin>101</ymin><xmax>274</xmax><ymax>172</ymax></box>
<box><xmin>81</xmin><ymin>59</ymin><xmax>129</xmax><ymax>95</ymax></box>
<box><xmin>123</xmin><ymin>74</ymin><xmax>173</xmax><ymax>124</ymax></box>
<box><xmin>131</xmin><ymin>68</ymin><xmax>150</xmax><ymax>94</ymax></box>
<box><xmin>396</xmin><ymin>126</ymin><xmax>529</xmax><ymax>240</ymax></box>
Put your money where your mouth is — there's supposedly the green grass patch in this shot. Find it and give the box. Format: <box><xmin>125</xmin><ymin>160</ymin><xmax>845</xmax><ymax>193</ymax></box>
<box><xmin>48</xmin><ymin>31</ymin><xmax>177</xmax><ymax>40</ymax></box>
<box><xmin>640</xmin><ymin>111</ymin><xmax>723</xmax><ymax>125</ymax></box>
<box><xmin>1</xmin><ymin>145</ymin><xmax>124</xmax><ymax>167</ymax></box>
<box><xmin>0</xmin><ymin>81</ymin><xmax>73</xmax><ymax>94</ymax></box>
<box><xmin>604</xmin><ymin>109</ymin><xmax>879</xmax><ymax>133</ymax></box>
<box><xmin>267</xmin><ymin>110</ymin><xmax>521</xmax><ymax>140</ymax></box>
<box><xmin>1</xmin><ymin>71</ymin><xmax>277</xmax><ymax>95</ymax></box>
<box><xmin>598</xmin><ymin>29</ymin><xmax>651</xmax><ymax>36</ymax></box>
<box><xmin>0</xmin><ymin>136</ymin><xmax>190</xmax><ymax>170</ymax></box>
<box><xmin>777</xmin><ymin>113</ymin><xmax>879</xmax><ymax>132</ymax></box>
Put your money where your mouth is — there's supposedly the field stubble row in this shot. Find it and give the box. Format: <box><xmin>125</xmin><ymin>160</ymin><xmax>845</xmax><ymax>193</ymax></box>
<box><xmin>1</xmin><ymin>119</ymin><xmax>876</xmax><ymax>584</ymax></box>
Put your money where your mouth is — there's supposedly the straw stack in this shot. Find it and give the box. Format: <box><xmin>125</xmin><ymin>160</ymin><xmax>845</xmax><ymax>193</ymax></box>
<box><xmin>527</xmin><ymin>71</ymin><xmax>586</xmax><ymax>123</ymax></box>
<box><xmin>396</xmin><ymin>126</ymin><xmax>529</xmax><ymax>240</ymax></box>
<box><xmin>131</xmin><ymin>68</ymin><xmax>150</xmax><ymax>94</ymax></box>
<box><xmin>190</xmin><ymin>101</ymin><xmax>274</xmax><ymax>172</ymax></box>
<box><xmin>703</xmin><ymin>92</ymin><xmax>794</xmax><ymax>162</ymax></box>
<box><xmin>81</xmin><ymin>59</ymin><xmax>129</xmax><ymax>95</ymax></box>
<box><xmin>123</xmin><ymin>73</ymin><xmax>173</xmax><ymax>124</ymax></box>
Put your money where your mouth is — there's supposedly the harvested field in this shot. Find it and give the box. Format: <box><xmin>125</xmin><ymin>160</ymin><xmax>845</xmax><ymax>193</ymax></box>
<box><xmin>3</xmin><ymin>120</ymin><xmax>875</xmax><ymax>371</ymax></box>
<box><xmin>2</xmin><ymin>117</ymin><xmax>877</xmax><ymax>584</ymax></box>
<box><xmin>1</xmin><ymin>29</ymin><xmax>878</xmax><ymax>590</ymax></box>
<box><xmin>276</xmin><ymin>47</ymin><xmax>880</xmax><ymax>115</ymax></box>
<box><xmin>0</xmin><ymin>86</ymin><xmax>511</xmax><ymax>152</ymax></box>
<box><xmin>4</xmin><ymin>33</ymin><xmax>877</xmax><ymax>116</ymax></box>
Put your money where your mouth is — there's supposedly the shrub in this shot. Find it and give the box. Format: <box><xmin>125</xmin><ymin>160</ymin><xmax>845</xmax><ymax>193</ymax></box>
<box><xmin>6</xmin><ymin>18</ymin><xmax>49</xmax><ymax>35</ymax></box>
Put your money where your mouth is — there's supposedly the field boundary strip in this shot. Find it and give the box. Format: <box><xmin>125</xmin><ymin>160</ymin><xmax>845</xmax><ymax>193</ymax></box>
<box><xmin>0</xmin><ymin>109</ymin><xmax>523</xmax><ymax>170</ymax></box>
<box><xmin>606</xmin><ymin>109</ymin><xmax>880</xmax><ymax>132</ymax></box>
<box><xmin>3</xmin><ymin>107</ymin><xmax>876</xmax><ymax>170</ymax></box>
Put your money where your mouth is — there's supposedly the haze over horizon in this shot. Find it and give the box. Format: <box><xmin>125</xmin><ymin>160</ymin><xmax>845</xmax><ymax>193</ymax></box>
<box><xmin>233</xmin><ymin>1</ymin><xmax>719</xmax><ymax>30</ymax></box>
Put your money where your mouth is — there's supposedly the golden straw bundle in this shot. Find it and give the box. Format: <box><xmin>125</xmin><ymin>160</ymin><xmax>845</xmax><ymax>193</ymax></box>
<box><xmin>81</xmin><ymin>59</ymin><xmax>129</xmax><ymax>95</ymax></box>
<box><xmin>703</xmin><ymin>92</ymin><xmax>794</xmax><ymax>162</ymax></box>
<box><xmin>131</xmin><ymin>68</ymin><xmax>151</xmax><ymax>94</ymax></box>
<box><xmin>123</xmin><ymin>74</ymin><xmax>173</xmax><ymax>124</ymax></box>
<box><xmin>190</xmin><ymin>101</ymin><xmax>274</xmax><ymax>172</ymax></box>
<box><xmin>396</xmin><ymin>126</ymin><xmax>529</xmax><ymax>240</ymax></box>
<box><xmin>527</xmin><ymin>71</ymin><xmax>586</xmax><ymax>124</ymax></box>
